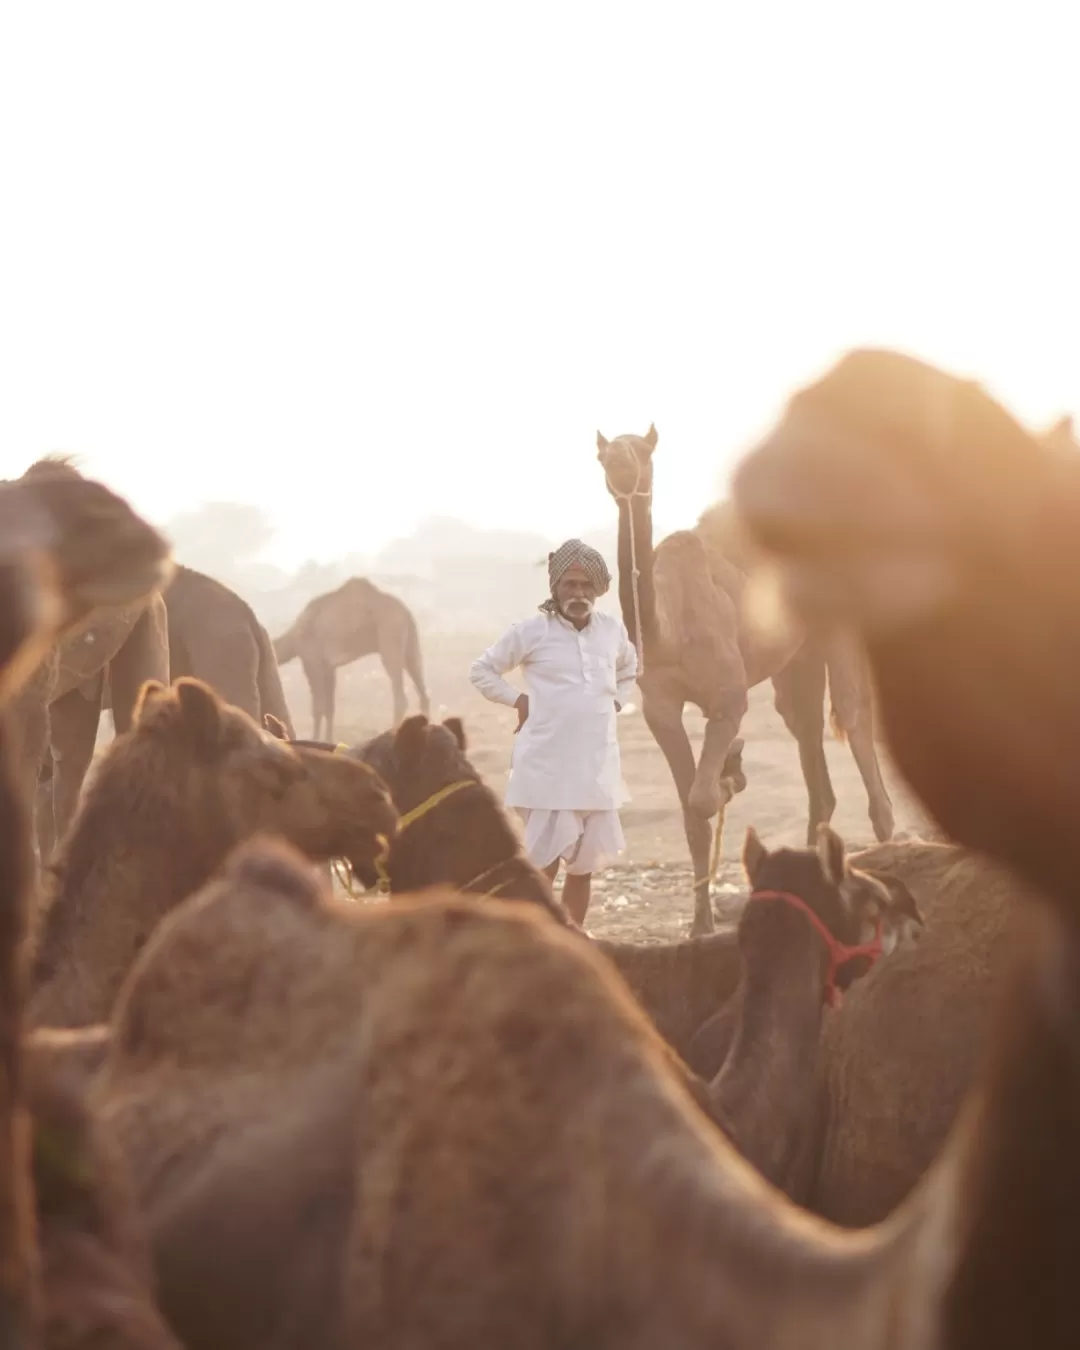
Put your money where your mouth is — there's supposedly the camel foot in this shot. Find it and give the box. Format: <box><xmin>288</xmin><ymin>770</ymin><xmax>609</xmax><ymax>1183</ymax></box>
<box><xmin>689</xmin><ymin>906</ymin><xmax>715</xmax><ymax>939</ymax></box>
<box><xmin>721</xmin><ymin>737</ymin><xmax>747</xmax><ymax>795</ymax></box>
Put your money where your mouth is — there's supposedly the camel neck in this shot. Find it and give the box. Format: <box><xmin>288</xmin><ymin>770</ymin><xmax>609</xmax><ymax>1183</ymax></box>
<box><xmin>614</xmin><ymin>492</ymin><xmax>655</xmax><ymax>653</ymax></box>
<box><xmin>709</xmin><ymin>904</ymin><xmax>829</xmax><ymax>1194</ymax></box>
<box><xmin>29</xmin><ymin>798</ymin><xmax>230</xmax><ymax>1029</ymax></box>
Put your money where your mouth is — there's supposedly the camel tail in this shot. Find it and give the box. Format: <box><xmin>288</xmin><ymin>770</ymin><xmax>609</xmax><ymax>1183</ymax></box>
<box><xmin>254</xmin><ymin>623</ymin><xmax>296</xmax><ymax>739</ymax></box>
<box><xmin>272</xmin><ymin>622</ymin><xmax>300</xmax><ymax>665</ymax></box>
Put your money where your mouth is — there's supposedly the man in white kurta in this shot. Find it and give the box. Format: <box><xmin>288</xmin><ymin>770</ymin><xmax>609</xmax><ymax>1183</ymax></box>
<box><xmin>469</xmin><ymin>539</ymin><xmax>638</xmax><ymax>924</ymax></box>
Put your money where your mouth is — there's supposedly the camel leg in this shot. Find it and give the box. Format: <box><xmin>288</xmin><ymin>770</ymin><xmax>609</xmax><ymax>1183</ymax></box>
<box><xmin>302</xmin><ymin>657</ymin><xmax>329</xmax><ymax>740</ymax></box>
<box><xmin>380</xmin><ymin>653</ymin><xmax>408</xmax><ymax>727</ymax></box>
<box><xmin>409</xmin><ymin>664</ymin><xmax>431</xmax><ymax>719</ymax></box>
<box><xmin>49</xmin><ymin>684</ymin><xmax>102</xmax><ymax>843</ymax></box>
<box><xmin>825</xmin><ymin>633</ymin><xmax>895</xmax><ymax>842</ymax></box>
<box><xmin>687</xmin><ymin>687</ymin><xmax>748</xmax><ymax>819</ymax></box>
<box><xmin>772</xmin><ymin>643</ymin><xmax>838</xmax><ymax>844</ymax></box>
<box><xmin>642</xmin><ymin>694</ymin><xmax>715</xmax><ymax>937</ymax></box>
<box><xmin>323</xmin><ymin>666</ymin><xmax>338</xmax><ymax>742</ymax></box>
<box><xmin>845</xmin><ymin>716</ymin><xmax>895</xmax><ymax>841</ymax></box>
<box><xmin>35</xmin><ymin>765</ymin><xmax>55</xmax><ymax>863</ymax></box>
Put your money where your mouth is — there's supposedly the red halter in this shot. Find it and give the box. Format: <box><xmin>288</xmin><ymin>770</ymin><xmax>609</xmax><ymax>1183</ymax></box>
<box><xmin>750</xmin><ymin>888</ymin><xmax>884</xmax><ymax>1008</ymax></box>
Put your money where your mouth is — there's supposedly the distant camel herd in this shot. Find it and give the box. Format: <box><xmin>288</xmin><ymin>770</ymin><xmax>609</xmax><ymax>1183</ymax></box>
<box><xmin>1</xmin><ymin>360</ymin><xmax>1079</xmax><ymax>1346</ymax></box>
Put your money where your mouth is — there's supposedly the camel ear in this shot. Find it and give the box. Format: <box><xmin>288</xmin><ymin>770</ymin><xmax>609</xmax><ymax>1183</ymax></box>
<box><xmin>1051</xmin><ymin>414</ymin><xmax>1075</xmax><ymax>440</ymax></box>
<box><xmin>865</xmin><ymin>870</ymin><xmax>924</xmax><ymax>925</ymax></box>
<box><xmin>643</xmin><ymin>423</ymin><xmax>658</xmax><ymax>451</ymax></box>
<box><xmin>174</xmin><ymin>678</ymin><xmax>224</xmax><ymax>757</ymax></box>
<box><xmin>442</xmin><ymin>716</ymin><xmax>466</xmax><ymax>752</ymax></box>
<box><xmin>263</xmin><ymin>713</ymin><xmax>290</xmax><ymax>741</ymax></box>
<box><xmin>393</xmin><ymin>714</ymin><xmax>430</xmax><ymax>767</ymax></box>
<box><xmin>817</xmin><ymin>824</ymin><xmax>847</xmax><ymax>884</ymax></box>
<box><xmin>596</xmin><ymin>431</ymin><xmax>609</xmax><ymax>453</ymax></box>
<box><xmin>742</xmin><ymin>826</ymin><xmax>768</xmax><ymax>884</ymax></box>
<box><xmin>133</xmin><ymin>679</ymin><xmax>167</xmax><ymax>725</ymax></box>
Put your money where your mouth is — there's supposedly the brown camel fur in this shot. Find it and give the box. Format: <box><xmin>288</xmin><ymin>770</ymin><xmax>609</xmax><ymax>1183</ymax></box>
<box><xmin>704</xmin><ymin>827</ymin><xmax>923</xmax><ymax>1197</ymax></box>
<box><xmin>732</xmin><ymin>343</ymin><xmax>1080</xmax><ymax>1337</ymax></box>
<box><xmin>342</xmin><ymin>714</ymin><xmax>745</xmax><ymax>1058</ymax></box>
<box><xmin>7</xmin><ymin>458</ymin><xmax>170</xmax><ymax>863</ymax></box>
<box><xmin>162</xmin><ymin>565</ymin><xmax>295</xmax><ymax>738</ymax></box>
<box><xmin>87</xmin><ymin>346</ymin><xmax>1080</xmax><ymax>1348</ymax></box>
<box><xmin>348</xmin><ymin>715</ymin><xmax>565</xmax><ymax>919</ymax></box>
<box><xmin>807</xmin><ymin>845</ymin><xmax>1022</xmax><ymax>1226</ymax></box>
<box><xmin>85</xmin><ymin>817</ymin><xmax>1080</xmax><ymax>1349</ymax></box>
<box><xmin>686</xmin><ymin>836</ymin><xmax>950</xmax><ymax>1081</ymax></box>
<box><xmin>0</xmin><ymin>483</ymin><xmax>177</xmax><ymax>1346</ymax></box>
<box><xmin>37</xmin><ymin>565</ymin><xmax>298</xmax><ymax>859</ymax></box>
<box><xmin>272</xmin><ymin>714</ymin><xmax>746</xmax><ymax>1059</ymax></box>
<box><xmin>683</xmin><ymin>837</ymin><xmax>1028</xmax><ymax>1226</ymax></box>
<box><xmin>597</xmin><ymin>424</ymin><xmax>894</xmax><ymax>936</ymax></box>
<box><xmin>274</xmin><ymin>576</ymin><xmax>429</xmax><ymax>737</ymax></box>
<box><xmin>1041</xmin><ymin>412</ymin><xmax>1077</xmax><ymax>454</ymax></box>
<box><xmin>27</xmin><ymin>677</ymin><xmax>397</xmax><ymax>1031</ymax></box>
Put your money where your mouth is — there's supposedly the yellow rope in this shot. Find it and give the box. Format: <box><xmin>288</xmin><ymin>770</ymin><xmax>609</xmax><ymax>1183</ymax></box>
<box><xmin>461</xmin><ymin>856</ymin><xmax>516</xmax><ymax>895</ymax></box>
<box><xmin>398</xmin><ymin>778</ymin><xmax>476</xmax><ymax>831</ymax></box>
<box><xmin>693</xmin><ymin>798</ymin><xmax>729</xmax><ymax>892</ymax></box>
<box><xmin>371</xmin><ymin>778</ymin><xmax>478</xmax><ymax>895</ymax></box>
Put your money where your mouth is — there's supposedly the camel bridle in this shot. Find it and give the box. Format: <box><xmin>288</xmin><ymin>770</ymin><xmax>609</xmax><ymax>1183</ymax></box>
<box><xmin>749</xmin><ymin>887</ymin><xmax>885</xmax><ymax>1008</ymax></box>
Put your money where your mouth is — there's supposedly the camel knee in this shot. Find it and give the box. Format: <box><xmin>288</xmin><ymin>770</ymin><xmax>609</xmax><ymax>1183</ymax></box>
<box><xmin>688</xmin><ymin>765</ymin><xmax>739</xmax><ymax>820</ymax></box>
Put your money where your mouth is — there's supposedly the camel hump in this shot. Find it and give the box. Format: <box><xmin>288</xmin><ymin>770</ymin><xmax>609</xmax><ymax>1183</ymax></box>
<box><xmin>653</xmin><ymin>531</ymin><xmax>743</xmax><ymax>668</ymax></box>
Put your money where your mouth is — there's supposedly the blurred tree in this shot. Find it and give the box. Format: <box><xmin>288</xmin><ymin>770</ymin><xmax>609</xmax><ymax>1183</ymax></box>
<box><xmin>164</xmin><ymin>500</ymin><xmax>276</xmax><ymax>581</ymax></box>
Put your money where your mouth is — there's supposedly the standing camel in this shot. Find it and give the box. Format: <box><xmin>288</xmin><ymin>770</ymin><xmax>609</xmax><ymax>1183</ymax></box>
<box><xmin>597</xmin><ymin>425</ymin><xmax>894</xmax><ymax>936</ymax></box>
<box><xmin>37</xmin><ymin>564</ymin><xmax>297</xmax><ymax>860</ymax></box>
<box><xmin>274</xmin><ymin>576</ymin><xmax>429</xmax><ymax>738</ymax></box>
<box><xmin>7</xmin><ymin>457</ymin><xmax>170</xmax><ymax>859</ymax></box>
<box><xmin>162</xmin><ymin>565</ymin><xmax>295</xmax><ymax>737</ymax></box>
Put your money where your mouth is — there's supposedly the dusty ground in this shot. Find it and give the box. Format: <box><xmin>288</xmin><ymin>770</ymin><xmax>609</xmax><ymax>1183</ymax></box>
<box><xmin>278</xmin><ymin>631</ymin><xmax>935</xmax><ymax>942</ymax></box>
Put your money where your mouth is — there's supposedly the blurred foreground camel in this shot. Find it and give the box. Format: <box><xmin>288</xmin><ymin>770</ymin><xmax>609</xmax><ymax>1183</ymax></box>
<box><xmin>5</xmin><ymin>458</ymin><xmax>170</xmax><ymax>857</ymax></box>
<box><xmin>0</xmin><ymin>465</ymin><xmax>176</xmax><ymax>1346</ymax></box>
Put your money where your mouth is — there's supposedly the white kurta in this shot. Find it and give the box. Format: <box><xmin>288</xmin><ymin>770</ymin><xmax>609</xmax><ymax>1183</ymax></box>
<box><xmin>469</xmin><ymin>610</ymin><xmax>638</xmax><ymax>811</ymax></box>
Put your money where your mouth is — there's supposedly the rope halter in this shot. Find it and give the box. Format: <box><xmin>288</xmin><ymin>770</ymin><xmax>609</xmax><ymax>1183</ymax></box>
<box><xmin>749</xmin><ymin>887</ymin><xmax>884</xmax><ymax>1008</ymax></box>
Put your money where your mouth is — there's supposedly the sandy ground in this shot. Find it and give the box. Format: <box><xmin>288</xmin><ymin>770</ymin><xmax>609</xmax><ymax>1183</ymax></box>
<box><xmin>277</xmin><ymin>631</ymin><xmax>935</xmax><ymax>942</ymax></box>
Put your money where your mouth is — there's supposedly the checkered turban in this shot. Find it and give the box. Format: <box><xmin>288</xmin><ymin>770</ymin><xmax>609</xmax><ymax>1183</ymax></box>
<box><xmin>539</xmin><ymin>538</ymin><xmax>612</xmax><ymax>613</ymax></box>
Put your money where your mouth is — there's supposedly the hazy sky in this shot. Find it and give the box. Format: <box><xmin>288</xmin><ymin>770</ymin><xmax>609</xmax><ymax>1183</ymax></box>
<box><xmin>2</xmin><ymin>3</ymin><xmax>1076</xmax><ymax>567</ymax></box>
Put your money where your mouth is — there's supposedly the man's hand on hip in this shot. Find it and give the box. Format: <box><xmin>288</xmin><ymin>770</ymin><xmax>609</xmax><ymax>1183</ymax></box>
<box><xmin>514</xmin><ymin>694</ymin><xmax>529</xmax><ymax>732</ymax></box>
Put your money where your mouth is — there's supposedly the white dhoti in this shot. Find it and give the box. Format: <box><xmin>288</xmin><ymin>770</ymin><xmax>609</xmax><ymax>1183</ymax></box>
<box><xmin>516</xmin><ymin>808</ymin><xmax>625</xmax><ymax>875</ymax></box>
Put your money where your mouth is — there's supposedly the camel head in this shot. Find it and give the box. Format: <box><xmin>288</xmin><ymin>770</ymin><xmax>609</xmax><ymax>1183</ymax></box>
<box><xmin>742</xmin><ymin>824</ymin><xmax>924</xmax><ymax>998</ymax></box>
<box><xmin>596</xmin><ymin>424</ymin><xmax>658</xmax><ymax>500</ymax></box>
<box><xmin>28</xmin><ymin>679</ymin><xmax>398</xmax><ymax>1029</ymax></box>
<box><xmin>119</xmin><ymin>681</ymin><xmax>398</xmax><ymax>878</ymax></box>
<box><xmin>352</xmin><ymin>715</ymin><xmax>473</xmax><ymax>855</ymax></box>
<box><xmin>13</xmin><ymin>455</ymin><xmax>173</xmax><ymax>629</ymax></box>
<box><xmin>731</xmin><ymin>347</ymin><xmax>1080</xmax><ymax>888</ymax></box>
<box><xmin>0</xmin><ymin>458</ymin><xmax>171</xmax><ymax>698</ymax></box>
